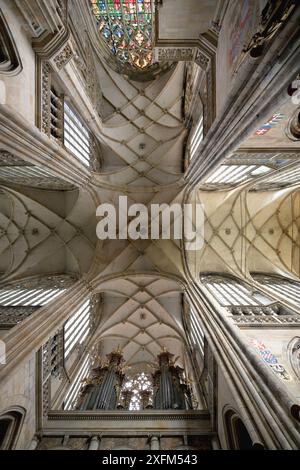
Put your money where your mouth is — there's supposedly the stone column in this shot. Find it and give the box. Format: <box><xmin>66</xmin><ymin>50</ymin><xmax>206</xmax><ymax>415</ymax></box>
<box><xmin>89</xmin><ymin>436</ymin><xmax>100</xmax><ymax>450</ymax></box>
<box><xmin>150</xmin><ymin>435</ymin><xmax>160</xmax><ymax>451</ymax></box>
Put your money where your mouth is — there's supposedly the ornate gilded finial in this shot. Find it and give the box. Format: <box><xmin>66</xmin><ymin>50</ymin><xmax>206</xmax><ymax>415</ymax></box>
<box><xmin>112</xmin><ymin>345</ymin><xmax>123</xmax><ymax>355</ymax></box>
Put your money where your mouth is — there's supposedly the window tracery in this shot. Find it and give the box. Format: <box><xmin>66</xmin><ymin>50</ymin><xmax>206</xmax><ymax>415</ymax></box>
<box><xmin>120</xmin><ymin>372</ymin><xmax>153</xmax><ymax>410</ymax></box>
<box><xmin>90</xmin><ymin>0</ymin><xmax>155</xmax><ymax>70</ymax></box>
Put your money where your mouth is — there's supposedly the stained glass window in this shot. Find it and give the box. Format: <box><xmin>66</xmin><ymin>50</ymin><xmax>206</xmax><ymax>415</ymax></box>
<box><xmin>90</xmin><ymin>0</ymin><xmax>154</xmax><ymax>69</ymax></box>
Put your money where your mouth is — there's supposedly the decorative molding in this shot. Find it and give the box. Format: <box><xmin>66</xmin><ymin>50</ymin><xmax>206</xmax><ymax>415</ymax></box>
<box><xmin>90</xmin><ymin>136</ymin><xmax>102</xmax><ymax>172</ymax></box>
<box><xmin>47</xmin><ymin>410</ymin><xmax>210</xmax><ymax>421</ymax></box>
<box><xmin>42</xmin><ymin>328</ymin><xmax>65</xmax><ymax>415</ymax></box>
<box><xmin>0</xmin><ymin>306</ymin><xmax>39</xmax><ymax>328</ymax></box>
<box><xmin>1</xmin><ymin>274</ymin><xmax>78</xmax><ymax>290</ymax></box>
<box><xmin>153</xmin><ymin>44</ymin><xmax>211</xmax><ymax>73</ymax></box>
<box><xmin>154</xmin><ymin>47</ymin><xmax>195</xmax><ymax>63</ymax></box>
<box><xmin>0</xmin><ymin>151</ymin><xmax>30</xmax><ymax>167</ymax></box>
<box><xmin>56</xmin><ymin>0</ymin><xmax>68</xmax><ymax>24</ymax></box>
<box><xmin>194</xmin><ymin>49</ymin><xmax>209</xmax><ymax>71</ymax></box>
<box><xmin>90</xmin><ymin>294</ymin><xmax>102</xmax><ymax>330</ymax></box>
<box><xmin>230</xmin><ymin>315</ymin><xmax>300</xmax><ymax>327</ymax></box>
<box><xmin>228</xmin><ymin>303</ymin><xmax>296</xmax><ymax>317</ymax></box>
<box><xmin>85</xmin><ymin>41</ymin><xmax>103</xmax><ymax>116</ymax></box>
<box><xmin>41</xmin><ymin>61</ymin><xmax>51</xmax><ymax>136</ymax></box>
<box><xmin>0</xmin><ymin>170</ymin><xmax>75</xmax><ymax>190</ymax></box>
<box><xmin>53</xmin><ymin>44</ymin><xmax>73</xmax><ymax>70</ymax></box>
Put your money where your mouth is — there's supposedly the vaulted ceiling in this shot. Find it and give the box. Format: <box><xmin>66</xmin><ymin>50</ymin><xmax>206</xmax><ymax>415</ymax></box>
<box><xmin>1</xmin><ymin>0</ymin><xmax>300</xmax><ymax>381</ymax></box>
<box><xmin>92</xmin><ymin>275</ymin><xmax>188</xmax><ymax>376</ymax></box>
<box><xmin>194</xmin><ymin>186</ymin><xmax>300</xmax><ymax>280</ymax></box>
<box><xmin>0</xmin><ymin>186</ymin><xmax>97</xmax><ymax>282</ymax></box>
<box><xmin>94</xmin><ymin>61</ymin><xmax>187</xmax><ymax>187</ymax></box>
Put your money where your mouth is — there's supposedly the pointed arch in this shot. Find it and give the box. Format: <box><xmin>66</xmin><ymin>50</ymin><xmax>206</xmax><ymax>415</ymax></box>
<box><xmin>0</xmin><ymin>10</ymin><xmax>22</xmax><ymax>76</ymax></box>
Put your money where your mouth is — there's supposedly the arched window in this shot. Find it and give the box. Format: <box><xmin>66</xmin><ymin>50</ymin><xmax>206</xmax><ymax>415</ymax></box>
<box><xmin>224</xmin><ymin>409</ymin><xmax>255</xmax><ymax>450</ymax></box>
<box><xmin>0</xmin><ymin>286</ymin><xmax>65</xmax><ymax>307</ymax></box>
<box><xmin>203</xmin><ymin>163</ymin><xmax>272</xmax><ymax>186</ymax></box>
<box><xmin>0</xmin><ymin>11</ymin><xmax>22</xmax><ymax>75</ymax></box>
<box><xmin>0</xmin><ymin>408</ymin><xmax>25</xmax><ymax>450</ymax></box>
<box><xmin>252</xmin><ymin>273</ymin><xmax>300</xmax><ymax>306</ymax></box>
<box><xmin>200</xmin><ymin>274</ymin><xmax>271</xmax><ymax>307</ymax></box>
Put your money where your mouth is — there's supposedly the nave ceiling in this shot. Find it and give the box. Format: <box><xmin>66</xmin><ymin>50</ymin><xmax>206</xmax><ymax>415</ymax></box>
<box><xmin>91</xmin><ymin>275</ymin><xmax>188</xmax><ymax>377</ymax></box>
